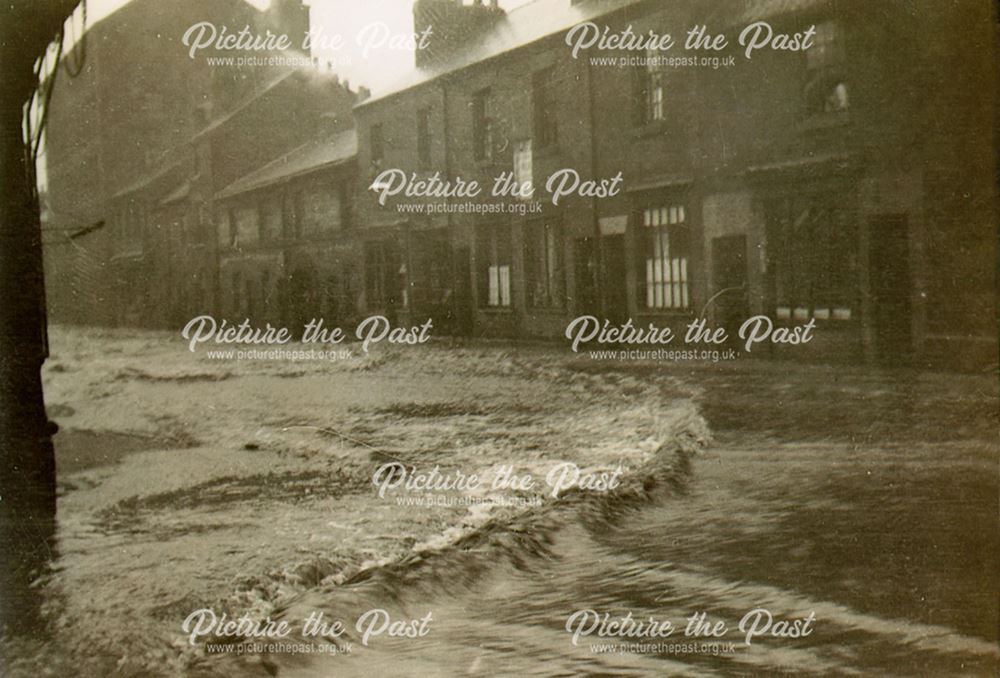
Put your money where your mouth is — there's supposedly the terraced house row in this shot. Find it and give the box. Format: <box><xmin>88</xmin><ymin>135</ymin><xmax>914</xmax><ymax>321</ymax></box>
<box><xmin>42</xmin><ymin>0</ymin><xmax>996</xmax><ymax>369</ymax></box>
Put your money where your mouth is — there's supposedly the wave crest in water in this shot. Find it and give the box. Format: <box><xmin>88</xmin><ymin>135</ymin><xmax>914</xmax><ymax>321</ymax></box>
<box><xmin>193</xmin><ymin>412</ymin><xmax>709</xmax><ymax>677</ymax></box>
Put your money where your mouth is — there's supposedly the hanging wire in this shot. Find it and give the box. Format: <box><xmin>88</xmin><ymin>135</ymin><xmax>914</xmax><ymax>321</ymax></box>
<box><xmin>62</xmin><ymin>0</ymin><xmax>87</xmax><ymax>79</ymax></box>
<box><xmin>30</xmin><ymin>0</ymin><xmax>87</xmax><ymax>168</ymax></box>
<box><xmin>28</xmin><ymin>0</ymin><xmax>89</xmax><ymax>230</ymax></box>
<box><xmin>30</xmin><ymin>30</ymin><xmax>64</xmax><ymax>169</ymax></box>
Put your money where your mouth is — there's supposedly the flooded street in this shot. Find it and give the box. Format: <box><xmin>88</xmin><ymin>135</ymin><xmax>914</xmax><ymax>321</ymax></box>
<box><xmin>10</xmin><ymin>0</ymin><xmax>995</xmax><ymax>675</ymax></box>
<box><xmin>221</xmin><ymin>436</ymin><xmax>998</xmax><ymax>677</ymax></box>
<box><xmin>3</xmin><ymin>327</ymin><xmax>997</xmax><ymax>677</ymax></box>
<box><xmin>207</xmin><ymin>363</ymin><xmax>999</xmax><ymax>677</ymax></box>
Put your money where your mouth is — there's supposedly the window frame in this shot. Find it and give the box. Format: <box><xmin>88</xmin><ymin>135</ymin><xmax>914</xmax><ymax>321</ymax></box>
<box><xmin>476</xmin><ymin>224</ymin><xmax>512</xmax><ymax>309</ymax></box>
<box><xmin>513</xmin><ymin>139</ymin><xmax>533</xmax><ymax>201</ymax></box>
<box><xmin>531</xmin><ymin>66</ymin><xmax>558</xmax><ymax>149</ymax></box>
<box><xmin>259</xmin><ymin>193</ymin><xmax>282</xmax><ymax>243</ymax></box>
<box><xmin>471</xmin><ymin>88</ymin><xmax>493</xmax><ymax>162</ymax></box>
<box><xmin>804</xmin><ymin>20</ymin><xmax>849</xmax><ymax>116</ymax></box>
<box><xmin>524</xmin><ymin>218</ymin><xmax>565</xmax><ymax>309</ymax></box>
<box><xmin>641</xmin><ymin>204</ymin><xmax>691</xmax><ymax>311</ymax></box>
<box><xmin>764</xmin><ymin>194</ymin><xmax>859</xmax><ymax>316</ymax></box>
<box><xmin>369</xmin><ymin>122</ymin><xmax>384</xmax><ymax>167</ymax></box>
<box><xmin>638</xmin><ymin>48</ymin><xmax>665</xmax><ymax>125</ymax></box>
<box><xmin>364</xmin><ymin>240</ymin><xmax>402</xmax><ymax>311</ymax></box>
<box><xmin>416</xmin><ymin>107</ymin><xmax>432</xmax><ymax>168</ymax></box>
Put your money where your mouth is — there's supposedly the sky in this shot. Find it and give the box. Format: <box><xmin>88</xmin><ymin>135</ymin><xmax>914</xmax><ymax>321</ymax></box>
<box><xmin>78</xmin><ymin>0</ymin><xmax>415</xmax><ymax>90</ymax></box>
<box><xmin>306</xmin><ymin>0</ymin><xmax>422</xmax><ymax>91</ymax></box>
<box><xmin>35</xmin><ymin>0</ymin><xmax>533</xmax><ymax>189</ymax></box>
<box><xmin>77</xmin><ymin>0</ymin><xmax>533</xmax><ymax>92</ymax></box>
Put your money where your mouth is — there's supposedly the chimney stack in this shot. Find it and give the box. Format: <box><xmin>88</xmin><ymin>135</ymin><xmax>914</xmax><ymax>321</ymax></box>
<box><xmin>264</xmin><ymin>0</ymin><xmax>310</xmax><ymax>46</ymax></box>
<box><xmin>412</xmin><ymin>0</ymin><xmax>505</xmax><ymax>69</ymax></box>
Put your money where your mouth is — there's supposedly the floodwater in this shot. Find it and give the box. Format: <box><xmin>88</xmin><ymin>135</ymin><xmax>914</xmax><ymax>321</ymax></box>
<box><xmin>216</xmin><ymin>437</ymin><xmax>999</xmax><ymax>677</ymax></box>
<box><xmin>7</xmin><ymin>328</ymin><xmax>998</xmax><ymax>677</ymax></box>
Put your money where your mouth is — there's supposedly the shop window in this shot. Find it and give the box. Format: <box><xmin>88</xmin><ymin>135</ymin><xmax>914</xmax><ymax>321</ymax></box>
<box><xmin>765</xmin><ymin>195</ymin><xmax>858</xmax><ymax>315</ymax></box>
<box><xmin>477</xmin><ymin>224</ymin><xmax>512</xmax><ymax>308</ymax></box>
<box><xmin>642</xmin><ymin>205</ymin><xmax>690</xmax><ymax>309</ymax></box>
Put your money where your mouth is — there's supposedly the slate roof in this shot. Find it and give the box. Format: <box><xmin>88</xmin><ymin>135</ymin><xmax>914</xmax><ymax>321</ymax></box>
<box><xmin>358</xmin><ymin>0</ymin><xmax>644</xmax><ymax>106</ymax></box>
<box><xmin>215</xmin><ymin>128</ymin><xmax>357</xmax><ymax>200</ymax></box>
<box><xmin>358</xmin><ymin>0</ymin><xmax>828</xmax><ymax>107</ymax></box>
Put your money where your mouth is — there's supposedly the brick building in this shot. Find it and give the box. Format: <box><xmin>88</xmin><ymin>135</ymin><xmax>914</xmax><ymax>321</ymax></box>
<box><xmin>43</xmin><ymin>0</ymin><xmax>361</xmax><ymax>329</ymax></box>
<box><xmin>43</xmin><ymin>0</ymin><xmax>262</xmax><ymax>326</ymax></box>
<box><xmin>352</xmin><ymin>0</ymin><xmax>996</xmax><ymax>368</ymax></box>
<box><xmin>214</xmin><ymin>127</ymin><xmax>358</xmax><ymax>332</ymax></box>
<box><xmin>42</xmin><ymin>0</ymin><xmax>997</xmax><ymax>370</ymax></box>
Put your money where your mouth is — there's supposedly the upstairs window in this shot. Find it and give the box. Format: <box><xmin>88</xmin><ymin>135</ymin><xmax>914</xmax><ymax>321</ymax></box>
<box><xmin>807</xmin><ymin>21</ymin><xmax>845</xmax><ymax>71</ymax></box>
<box><xmin>416</xmin><ymin>108</ymin><xmax>431</xmax><ymax>168</ymax></box>
<box><xmin>636</xmin><ymin>48</ymin><xmax>665</xmax><ymax>124</ymax></box>
<box><xmin>217</xmin><ymin>208</ymin><xmax>231</xmax><ymax>248</ymax></box>
<box><xmin>285</xmin><ymin>190</ymin><xmax>305</xmax><ymax>240</ymax></box>
<box><xmin>296</xmin><ymin>185</ymin><xmax>342</xmax><ymax>235</ymax></box>
<box><xmin>260</xmin><ymin>195</ymin><xmax>282</xmax><ymax>243</ymax></box>
<box><xmin>642</xmin><ymin>205</ymin><xmax>690</xmax><ymax>310</ymax></box>
<box><xmin>513</xmin><ymin>140</ymin><xmax>533</xmax><ymax>201</ymax></box>
<box><xmin>369</xmin><ymin>123</ymin><xmax>384</xmax><ymax>166</ymax></box>
<box><xmin>471</xmin><ymin>88</ymin><xmax>493</xmax><ymax>162</ymax></box>
<box><xmin>226</xmin><ymin>207</ymin><xmax>238</xmax><ymax>247</ymax></box>
<box><xmin>805</xmin><ymin>21</ymin><xmax>849</xmax><ymax>115</ymax></box>
<box><xmin>232</xmin><ymin>205</ymin><xmax>259</xmax><ymax>247</ymax></box>
<box><xmin>532</xmin><ymin>66</ymin><xmax>558</xmax><ymax>148</ymax></box>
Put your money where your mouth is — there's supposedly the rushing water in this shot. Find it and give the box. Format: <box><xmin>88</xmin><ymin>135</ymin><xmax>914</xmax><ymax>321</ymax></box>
<box><xmin>211</xmin><ymin>439</ymin><xmax>998</xmax><ymax>678</ymax></box>
<box><xmin>15</xmin><ymin>332</ymin><xmax>995</xmax><ymax>678</ymax></box>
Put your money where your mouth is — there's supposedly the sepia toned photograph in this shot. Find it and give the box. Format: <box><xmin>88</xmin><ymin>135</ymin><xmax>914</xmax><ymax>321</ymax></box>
<box><xmin>0</xmin><ymin>0</ymin><xmax>997</xmax><ymax>675</ymax></box>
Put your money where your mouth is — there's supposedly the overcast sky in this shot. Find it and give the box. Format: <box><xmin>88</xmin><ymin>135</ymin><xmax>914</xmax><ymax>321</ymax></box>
<box><xmin>307</xmin><ymin>0</ymin><xmax>419</xmax><ymax>91</ymax></box>
<box><xmin>37</xmin><ymin>0</ymin><xmax>531</xmax><ymax>189</ymax></box>
<box><xmin>78</xmin><ymin>0</ymin><xmax>532</xmax><ymax>91</ymax></box>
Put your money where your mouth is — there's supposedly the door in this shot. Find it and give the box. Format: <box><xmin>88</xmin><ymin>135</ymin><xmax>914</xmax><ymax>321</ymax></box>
<box><xmin>601</xmin><ymin>235</ymin><xmax>628</xmax><ymax>323</ymax></box>
<box><xmin>870</xmin><ymin>215</ymin><xmax>912</xmax><ymax>364</ymax></box>
<box><xmin>452</xmin><ymin>246</ymin><xmax>473</xmax><ymax>336</ymax></box>
<box><xmin>364</xmin><ymin>240</ymin><xmax>402</xmax><ymax>323</ymax></box>
<box><xmin>711</xmin><ymin>235</ymin><xmax>748</xmax><ymax>340</ymax></box>
<box><xmin>574</xmin><ymin>237</ymin><xmax>599</xmax><ymax>316</ymax></box>
<box><xmin>286</xmin><ymin>265</ymin><xmax>318</xmax><ymax>339</ymax></box>
<box><xmin>408</xmin><ymin>230</ymin><xmax>450</xmax><ymax>324</ymax></box>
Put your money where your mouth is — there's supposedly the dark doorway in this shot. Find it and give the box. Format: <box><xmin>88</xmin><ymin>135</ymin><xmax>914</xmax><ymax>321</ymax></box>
<box><xmin>364</xmin><ymin>240</ymin><xmax>402</xmax><ymax>323</ymax></box>
<box><xmin>574</xmin><ymin>237</ymin><xmax>598</xmax><ymax>316</ymax></box>
<box><xmin>452</xmin><ymin>246</ymin><xmax>473</xmax><ymax>336</ymax></box>
<box><xmin>287</xmin><ymin>265</ymin><xmax>317</xmax><ymax>338</ymax></box>
<box><xmin>408</xmin><ymin>231</ymin><xmax>451</xmax><ymax>324</ymax></box>
<box><xmin>870</xmin><ymin>215</ymin><xmax>913</xmax><ymax>364</ymax></box>
<box><xmin>601</xmin><ymin>234</ymin><xmax>628</xmax><ymax>323</ymax></box>
<box><xmin>711</xmin><ymin>235</ymin><xmax>748</xmax><ymax>340</ymax></box>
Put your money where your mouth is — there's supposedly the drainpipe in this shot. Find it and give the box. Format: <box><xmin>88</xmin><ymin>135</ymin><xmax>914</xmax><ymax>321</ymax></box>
<box><xmin>441</xmin><ymin>79</ymin><xmax>459</xmax><ymax>333</ymax></box>
<box><xmin>585</xmin><ymin>45</ymin><xmax>603</xmax><ymax>317</ymax></box>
